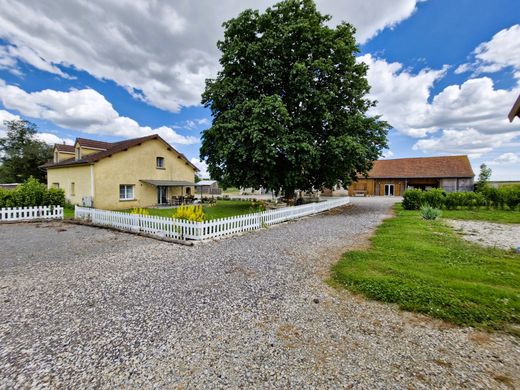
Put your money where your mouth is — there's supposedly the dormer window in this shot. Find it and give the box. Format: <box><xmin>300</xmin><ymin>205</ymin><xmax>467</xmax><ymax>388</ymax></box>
<box><xmin>54</xmin><ymin>150</ymin><xmax>59</xmax><ymax>163</ymax></box>
<box><xmin>156</xmin><ymin>156</ymin><xmax>165</xmax><ymax>168</ymax></box>
<box><xmin>75</xmin><ymin>147</ymin><xmax>81</xmax><ymax>160</ymax></box>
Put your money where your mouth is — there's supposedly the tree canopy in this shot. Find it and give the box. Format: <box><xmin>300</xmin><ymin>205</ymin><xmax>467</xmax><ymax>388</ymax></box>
<box><xmin>0</xmin><ymin>119</ymin><xmax>52</xmax><ymax>183</ymax></box>
<box><xmin>200</xmin><ymin>0</ymin><xmax>389</xmax><ymax>197</ymax></box>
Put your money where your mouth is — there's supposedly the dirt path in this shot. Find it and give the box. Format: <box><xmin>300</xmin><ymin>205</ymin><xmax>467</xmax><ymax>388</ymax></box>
<box><xmin>447</xmin><ymin>219</ymin><xmax>520</xmax><ymax>250</ymax></box>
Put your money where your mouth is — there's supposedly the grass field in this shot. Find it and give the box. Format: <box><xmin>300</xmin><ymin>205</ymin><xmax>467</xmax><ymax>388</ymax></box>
<box><xmin>331</xmin><ymin>204</ymin><xmax>520</xmax><ymax>333</ymax></box>
<box><xmin>441</xmin><ymin>208</ymin><xmax>520</xmax><ymax>224</ymax></box>
<box><xmin>124</xmin><ymin>200</ymin><xmax>261</xmax><ymax>220</ymax></box>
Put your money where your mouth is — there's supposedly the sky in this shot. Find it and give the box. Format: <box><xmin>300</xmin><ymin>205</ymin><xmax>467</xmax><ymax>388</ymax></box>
<box><xmin>0</xmin><ymin>0</ymin><xmax>519</xmax><ymax>180</ymax></box>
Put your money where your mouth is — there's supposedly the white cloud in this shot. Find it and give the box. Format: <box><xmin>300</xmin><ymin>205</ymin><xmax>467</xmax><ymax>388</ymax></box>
<box><xmin>35</xmin><ymin>132</ymin><xmax>74</xmax><ymax>146</ymax></box>
<box><xmin>0</xmin><ymin>0</ymin><xmax>422</xmax><ymax>112</ymax></box>
<box><xmin>360</xmin><ymin>53</ymin><xmax>448</xmax><ymax>137</ymax></box>
<box><xmin>0</xmin><ymin>81</ymin><xmax>198</xmax><ymax>145</ymax></box>
<box><xmin>486</xmin><ymin>152</ymin><xmax>520</xmax><ymax>166</ymax></box>
<box><xmin>456</xmin><ymin>24</ymin><xmax>520</xmax><ymax>76</ymax></box>
<box><xmin>190</xmin><ymin>158</ymin><xmax>209</xmax><ymax>178</ymax></box>
<box><xmin>412</xmin><ymin>128</ymin><xmax>519</xmax><ymax>158</ymax></box>
<box><xmin>360</xmin><ymin>54</ymin><xmax>520</xmax><ymax>158</ymax></box>
<box><xmin>0</xmin><ymin>108</ymin><xmax>74</xmax><ymax>145</ymax></box>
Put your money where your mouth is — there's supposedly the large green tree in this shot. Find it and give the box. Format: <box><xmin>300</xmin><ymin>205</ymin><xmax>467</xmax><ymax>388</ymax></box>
<box><xmin>0</xmin><ymin>119</ymin><xmax>52</xmax><ymax>183</ymax></box>
<box><xmin>200</xmin><ymin>0</ymin><xmax>389</xmax><ymax>197</ymax></box>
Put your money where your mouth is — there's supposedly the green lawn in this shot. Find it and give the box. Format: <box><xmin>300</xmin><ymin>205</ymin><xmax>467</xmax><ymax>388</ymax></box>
<box><xmin>441</xmin><ymin>208</ymin><xmax>520</xmax><ymax>224</ymax></box>
<box><xmin>64</xmin><ymin>206</ymin><xmax>75</xmax><ymax>219</ymax></box>
<box><xmin>331</xmin><ymin>204</ymin><xmax>520</xmax><ymax>333</ymax></box>
<box><xmin>124</xmin><ymin>200</ymin><xmax>261</xmax><ymax>220</ymax></box>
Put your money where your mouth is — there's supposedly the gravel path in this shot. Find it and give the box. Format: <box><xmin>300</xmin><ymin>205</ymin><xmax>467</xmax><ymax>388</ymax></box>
<box><xmin>447</xmin><ymin>219</ymin><xmax>520</xmax><ymax>250</ymax></box>
<box><xmin>1</xmin><ymin>198</ymin><xmax>519</xmax><ymax>389</ymax></box>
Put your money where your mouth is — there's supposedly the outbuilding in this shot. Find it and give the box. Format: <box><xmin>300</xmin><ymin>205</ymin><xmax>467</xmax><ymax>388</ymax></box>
<box><xmin>348</xmin><ymin>155</ymin><xmax>475</xmax><ymax>196</ymax></box>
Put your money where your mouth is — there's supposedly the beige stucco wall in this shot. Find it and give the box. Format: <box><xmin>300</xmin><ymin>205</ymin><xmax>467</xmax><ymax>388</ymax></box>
<box><xmin>47</xmin><ymin>165</ymin><xmax>92</xmax><ymax>205</ymax></box>
<box><xmin>79</xmin><ymin>147</ymin><xmax>102</xmax><ymax>157</ymax></box>
<box><xmin>56</xmin><ymin>151</ymin><xmax>74</xmax><ymax>162</ymax></box>
<box><xmin>92</xmin><ymin>139</ymin><xmax>196</xmax><ymax>210</ymax></box>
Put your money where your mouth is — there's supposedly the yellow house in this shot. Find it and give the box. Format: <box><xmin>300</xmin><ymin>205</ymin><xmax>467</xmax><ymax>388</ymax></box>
<box><xmin>42</xmin><ymin>134</ymin><xmax>198</xmax><ymax>210</ymax></box>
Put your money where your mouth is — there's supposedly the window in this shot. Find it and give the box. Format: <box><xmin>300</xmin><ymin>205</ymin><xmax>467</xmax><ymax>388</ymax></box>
<box><xmin>52</xmin><ymin>183</ymin><xmax>60</xmax><ymax>189</ymax></box>
<box><xmin>54</xmin><ymin>151</ymin><xmax>59</xmax><ymax>163</ymax></box>
<box><xmin>75</xmin><ymin>147</ymin><xmax>81</xmax><ymax>160</ymax></box>
<box><xmin>70</xmin><ymin>182</ymin><xmax>75</xmax><ymax>196</ymax></box>
<box><xmin>156</xmin><ymin>156</ymin><xmax>165</xmax><ymax>168</ymax></box>
<box><xmin>119</xmin><ymin>184</ymin><xmax>135</xmax><ymax>200</ymax></box>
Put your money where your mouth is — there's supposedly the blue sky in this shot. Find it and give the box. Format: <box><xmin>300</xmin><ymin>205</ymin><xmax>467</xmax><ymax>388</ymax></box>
<box><xmin>0</xmin><ymin>0</ymin><xmax>519</xmax><ymax>179</ymax></box>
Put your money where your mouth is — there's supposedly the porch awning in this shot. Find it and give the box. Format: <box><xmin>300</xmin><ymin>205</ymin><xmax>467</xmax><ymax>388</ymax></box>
<box><xmin>140</xmin><ymin>179</ymin><xmax>195</xmax><ymax>187</ymax></box>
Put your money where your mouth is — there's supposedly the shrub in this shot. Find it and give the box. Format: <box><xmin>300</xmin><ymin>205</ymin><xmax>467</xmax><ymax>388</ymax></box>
<box><xmin>0</xmin><ymin>177</ymin><xmax>65</xmax><ymax>208</ymax></box>
<box><xmin>422</xmin><ymin>188</ymin><xmax>446</xmax><ymax>209</ymax></box>
<box><xmin>420</xmin><ymin>205</ymin><xmax>442</xmax><ymax>220</ymax></box>
<box><xmin>402</xmin><ymin>189</ymin><xmax>423</xmax><ymax>210</ymax></box>
<box><xmin>174</xmin><ymin>204</ymin><xmax>205</xmax><ymax>222</ymax></box>
<box><xmin>502</xmin><ymin>185</ymin><xmax>520</xmax><ymax>211</ymax></box>
<box><xmin>43</xmin><ymin>187</ymin><xmax>66</xmax><ymax>206</ymax></box>
<box><xmin>444</xmin><ymin>192</ymin><xmax>463</xmax><ymax>210</ymax></box>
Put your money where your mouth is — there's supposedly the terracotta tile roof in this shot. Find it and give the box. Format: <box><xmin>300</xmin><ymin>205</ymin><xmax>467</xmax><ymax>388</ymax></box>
<box><xmin>75</xmin><ymin>138</ymin><xmax>114</xmax><ymax>150</ymax></box>
<box><xmin>42</xmin><ymin>134</ymin><xmax>198</xmax><ymax>171</ymax></box>
<box><xmin>54</xmin><ymin>144</ymin><xmax>75</xmax><ymax>153</ymax></box>
<box><xmin>366</xmin><ymin>155</ymin><xmax>474</xmax><ymax>179</ymax></box>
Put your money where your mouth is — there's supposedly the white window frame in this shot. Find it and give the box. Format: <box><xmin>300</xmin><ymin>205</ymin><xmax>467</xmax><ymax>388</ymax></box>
<box><xmin>156</xmin><ymin>156</ymin><xmax>165</xmax><ymax>168</ymax></box>
<box><xmin>119</xmin><ymin>184</ymin><xmax>135</xmax><ymax>201</ymax></box>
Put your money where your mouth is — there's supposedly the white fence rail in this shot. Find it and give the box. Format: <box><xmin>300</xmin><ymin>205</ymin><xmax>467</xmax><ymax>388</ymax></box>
<box><xmin>75</xmin><ymin>197</ymin><xmax>350</xmax><ymax>241</ymax></box>
<box><xmin>0</xmin><ymin>206</ymin><xmax>64</xmax><ymax>222</ymax></box>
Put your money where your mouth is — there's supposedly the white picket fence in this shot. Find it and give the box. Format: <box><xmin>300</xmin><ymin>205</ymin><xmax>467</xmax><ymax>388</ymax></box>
<box><xmin>0</xmin><ymin>206</ymin><xmax>64</xmax><ymax>222</ymax></box>
<box><xmin>75</xmin><ymin>197</ymin><xmax>350</xmax><ymax>241</ymax></box>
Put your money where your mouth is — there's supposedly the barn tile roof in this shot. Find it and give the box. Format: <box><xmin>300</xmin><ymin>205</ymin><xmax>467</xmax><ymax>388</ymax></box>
<box><xmin>42</xmin><ymin>134</ymin><xmax>198</xmax><ymax>171</ymax></box>
<box><xmin>366</xmin><ymin>155</ymin><xmax>474</xmax><ymax>179</ymax></box>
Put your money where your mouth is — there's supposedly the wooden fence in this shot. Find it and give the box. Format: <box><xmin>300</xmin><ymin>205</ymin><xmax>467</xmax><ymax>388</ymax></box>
<box><xmin>0</xmin><ymin>206</ymin><xmax>64</xmax><ymax>222</ymax></box>
<box><xmin>75</xmin><ymin>197</ymin><xmax>350</xmax><ymax>241</ymax></box>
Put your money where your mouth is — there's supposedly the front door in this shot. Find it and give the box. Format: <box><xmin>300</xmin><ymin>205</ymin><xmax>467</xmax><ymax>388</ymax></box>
<box><xmin>157</xmin><ymin>186</ymin><xmax>167</xmax><ymax>204</ymax></box>
<box><xmin>384</xmin><ymin>184</ymin><xmax>394</xmax><ymax>196</ymax></box>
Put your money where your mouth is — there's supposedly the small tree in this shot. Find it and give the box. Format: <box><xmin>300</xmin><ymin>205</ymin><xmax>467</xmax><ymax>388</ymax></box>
<box><xmin>475</xmin><ymin>163</ymin><xmax>492</xmax><ymax>192</ymax></box>
<box><xmin>200</xmin><ymin>0</ymin><xmax>389</xmax><ymax>199</ymax></box>
<box><xmin>0</xmin><ymin>120</ymin><xmax>52</xmax><ymax>183</ymax></box>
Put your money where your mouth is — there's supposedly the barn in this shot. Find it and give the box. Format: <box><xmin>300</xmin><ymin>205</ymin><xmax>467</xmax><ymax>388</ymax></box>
<box><xmin>348</xmin><ymin>155</ymin><xmax>475</xmax><ymax>197</ymax></box>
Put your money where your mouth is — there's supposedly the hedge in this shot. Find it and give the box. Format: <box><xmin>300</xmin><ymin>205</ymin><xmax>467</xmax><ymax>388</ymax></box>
<box><xmin>0</xmin><ymin>177</ymin><xmax>65</xmax><ymax>208</ymax></box>
<box><xmin>402</xmin><ymin>185</ymin><xmax>520</xmax><ymax>211</ymax></box>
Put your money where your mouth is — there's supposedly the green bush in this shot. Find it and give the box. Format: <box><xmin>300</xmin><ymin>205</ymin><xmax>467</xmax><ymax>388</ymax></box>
<box><xmin>402</xmin><ymin>189</ymin><xmax>423</xmax><ymax>210</ymax></box>
<box><xmin>420</xmin><ymin>205</ymin><xmax>442</xmax><ymax>220</ymax></box>
<box><xmin>422</xmin><ymin>188</ymin><xmax>446</xmax><ymax>209</ymax></box>
<box><xmin>502</xmin><ymin>185</ymin><xmax>520</xmax><ymax>211</ymax></box>
<box><xmin>0</xmin><ymin>177</ymin><xmax>65</xmax><ymax>208</ymax></box>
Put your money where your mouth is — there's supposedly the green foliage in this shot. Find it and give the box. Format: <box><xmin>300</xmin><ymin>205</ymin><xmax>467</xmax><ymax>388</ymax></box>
<box><xmin>0</xmin><ymin>119</ymin><xmax>52</xmax><ymax>183</ymax></box>
<box><xmin>332</xmin><ymin>204</ymin><xmax>520</xmax><ymax>332</ymax></box>
<box><xmin>402</xmin><ymin>189</ymin><xmax>423</xmax><ymax>210</ymax></box>
<box><xmin>474</xmin><ymin>163</ymin><xmax>492</xmax><ymax>192</ymax></box>
<box><xmin>420</xmin><ymin>205</ymin><xmax>441</xmax><ymax>220</ymax></box>
<box><xmin>200</xmin><ymin>0</ymin><xmax>389</xmax><ymax>198</ymax></box>
<box><xmin>0</xmin><ymin>177</ymin><xmax>65</xmax><ymax>208</ymax></box>
<box><xmin>174</xmin><ymin>205</ymin><xmax>205</xmax><ymax>222</ymax></box>
<box><xmin>421</xmin><ymin>188</ymin><xmax>446</xmax><ymax>209</ymax></box>
<box><xmin>404</xmin><ymin>186</ymin><xmax>519</xmax><ymax>212</ymax></box>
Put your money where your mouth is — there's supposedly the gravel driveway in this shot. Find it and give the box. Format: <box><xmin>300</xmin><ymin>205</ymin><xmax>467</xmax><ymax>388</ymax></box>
<box><xmin>1</xmin><ymin>197</ymin><xmax>519</xmax><ymax>389</ymax></box>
